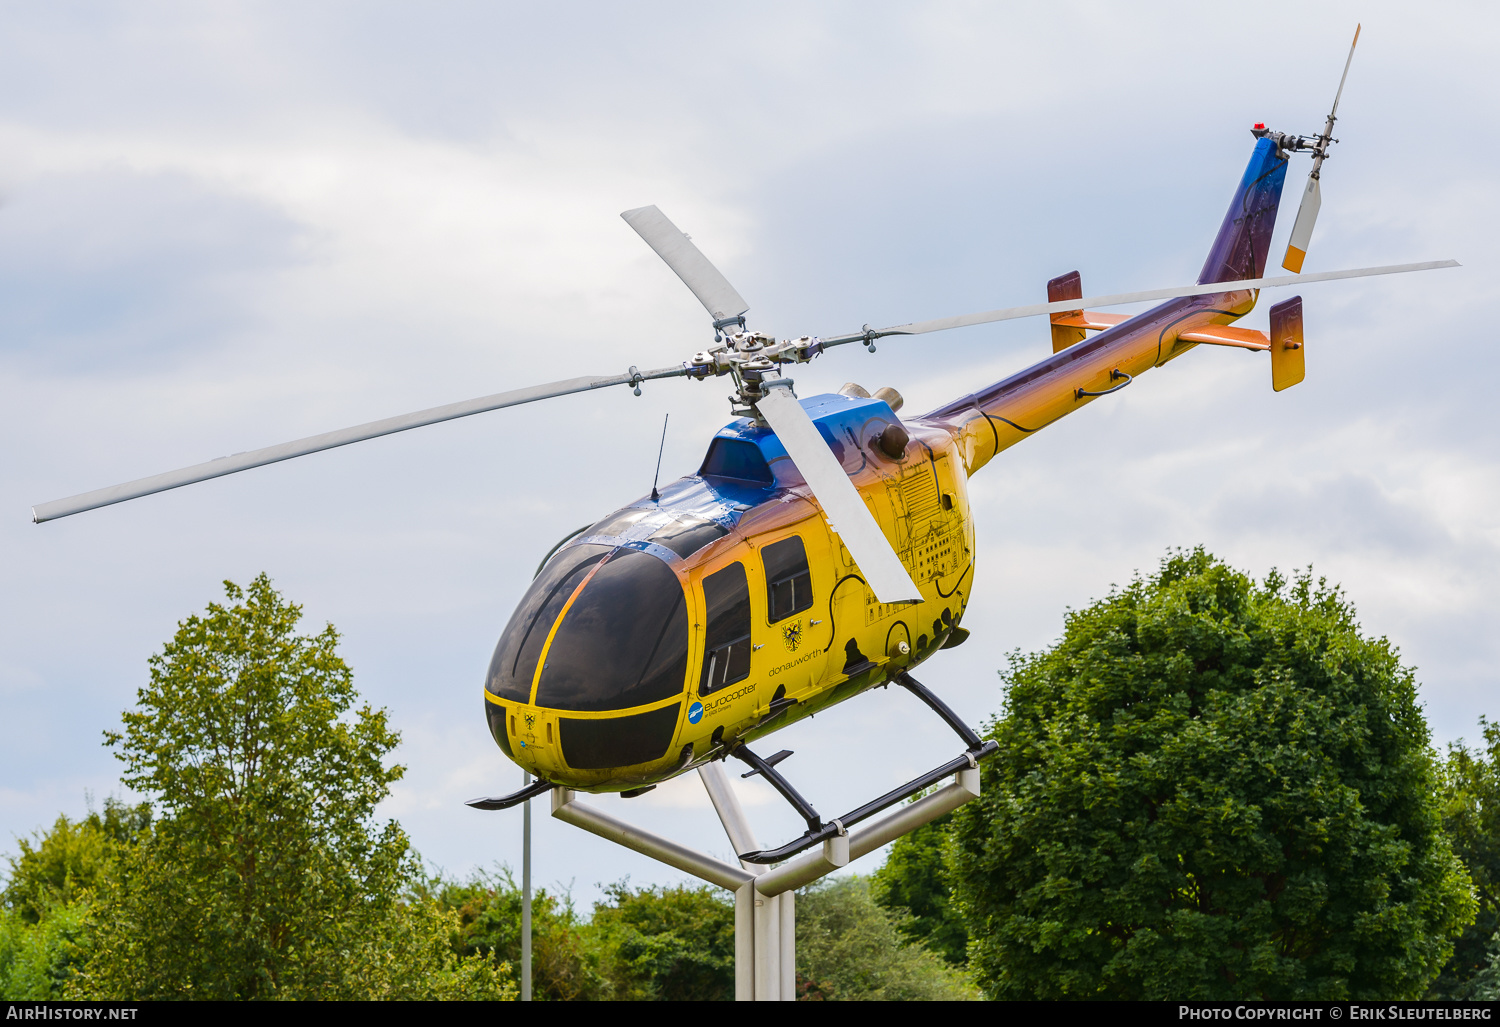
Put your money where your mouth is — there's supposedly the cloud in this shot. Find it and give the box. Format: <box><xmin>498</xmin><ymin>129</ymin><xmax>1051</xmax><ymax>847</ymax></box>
<box><xmin>2</xmin><ymin>2</ymin><xmax>1495</xmax><ymax>909</ymax></box>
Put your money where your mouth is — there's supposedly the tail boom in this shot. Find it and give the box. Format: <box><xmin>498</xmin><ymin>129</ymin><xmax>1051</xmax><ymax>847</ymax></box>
<box><xmin>916</xmin><ymin>133</ymin><xmax>1293</xmax><ymax>475</ymax></box>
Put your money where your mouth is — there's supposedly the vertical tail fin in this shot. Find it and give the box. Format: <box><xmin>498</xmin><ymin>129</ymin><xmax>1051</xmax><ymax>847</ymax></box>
<box><xmin>1048</xmin><ymin>271</ymin><xmax>1085</xmax><ymax>353</ymax></box>
<box><xmin>1198</xmin><ymin>135</ymin><xmax>1290</xmax><ymax>284</ymax></box>
<box><xmin>1269</xmin><ymin>296</ymin><xmax>1305</xmax><ymax>391</ymax></box>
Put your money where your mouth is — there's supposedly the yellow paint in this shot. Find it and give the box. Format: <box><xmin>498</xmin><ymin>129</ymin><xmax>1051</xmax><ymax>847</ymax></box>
<box><xmin>1283</xmin><ymin>244</ymin><xmax>1307</xmax><ymax>274</ymax></box>
<box><xmin>497</xmin><ymin>277</ymin><xmax>1293</xmax><ymax>794</ymax></box>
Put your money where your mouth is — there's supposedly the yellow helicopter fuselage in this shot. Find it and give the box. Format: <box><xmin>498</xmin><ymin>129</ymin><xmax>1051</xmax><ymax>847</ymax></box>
<box><xmin>483</xmin><ymin>285</ymin><xmax>1264</xmax><ymax>792</ymax></box>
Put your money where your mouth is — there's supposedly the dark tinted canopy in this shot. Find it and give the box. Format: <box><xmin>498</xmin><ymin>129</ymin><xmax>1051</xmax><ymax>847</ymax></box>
<box><xmin>487</xmin><ymin>545</ymin><xmax>690</xmax><ymax>713</ymax></box>
<box><xmin>488</xmin><ymin>544</ymin><xmax>611</xmax><ymax>703</ymax></box>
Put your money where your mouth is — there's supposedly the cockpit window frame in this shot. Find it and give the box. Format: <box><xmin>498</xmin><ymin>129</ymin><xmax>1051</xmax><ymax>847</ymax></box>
<box><xmin>762</xmin><ymin>534</ymin><xmax>814</xmax><ymax>624</ymax></box>
<box><xmin>699</xmin><ymin>560</ymin><xmax>752</xmax><ymax>696</ymax></box>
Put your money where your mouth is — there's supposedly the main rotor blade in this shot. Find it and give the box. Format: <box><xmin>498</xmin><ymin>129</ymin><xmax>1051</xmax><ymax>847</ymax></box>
<box><xmin>621</xmin><ymin>206</ymin><xmax>750</xmax><ymax>324</ymax></box>
<box><xmin>819</xmin><ymin>260</ymin><xmax>1460</xmax><ymax>348</ymax></box>
<box><xmin>33</xmin><ymin>365</ymin><xmax>687</xmax><ymax>523</ymax></box>
<box><xmin>756</xmin><ymin>384</ymin><xmax>921</xmax><ymax>604</ymax></box>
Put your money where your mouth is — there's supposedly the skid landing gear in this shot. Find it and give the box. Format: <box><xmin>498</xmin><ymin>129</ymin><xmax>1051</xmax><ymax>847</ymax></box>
<box><xmin>732</xmin><ymin>672</ymin><xmax>998</xmax><ymax>864</ymax></box>
<box><xmin>466</xmin><ymin>775</ymin><xmax>552</xmax><ymax>810</ymax></box>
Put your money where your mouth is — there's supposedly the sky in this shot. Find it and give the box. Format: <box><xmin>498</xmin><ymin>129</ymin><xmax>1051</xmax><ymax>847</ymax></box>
<box><xmin>2</xmin><ymin>2</ymin><xmax>1496</xmax><ymax>909</ymax></box>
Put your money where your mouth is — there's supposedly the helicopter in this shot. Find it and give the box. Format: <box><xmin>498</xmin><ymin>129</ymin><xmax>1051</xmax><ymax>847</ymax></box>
<box><xmin>32</xmin><ymin>27</ymin><xmax>1458</xmax><ymax>863</ymax></box>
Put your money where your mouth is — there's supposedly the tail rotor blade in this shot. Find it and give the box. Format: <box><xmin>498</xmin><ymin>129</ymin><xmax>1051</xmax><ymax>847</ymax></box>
<box><xmin>1283</xmin><ymin>24</ymin><xmax>1359</xmax><ymax>274</ymax></box>
<box><xmin>1282</xmin><ymin>175</ymin><xmax>1322</xmax><ymax>273</ymax></box>
<box><xmin>33</xmin><ymin>365</ymin><xmax>688</xmax><ymax>523</ymax></box>
<box><xmin>621</xmin><ymin>206</ymin><xmax>750</xmax><ymax>326</ymax></box>
<box><xmin>755</xmin><ymin>384</ymin><xmax>921</xmax><ymax>604</ymax></box>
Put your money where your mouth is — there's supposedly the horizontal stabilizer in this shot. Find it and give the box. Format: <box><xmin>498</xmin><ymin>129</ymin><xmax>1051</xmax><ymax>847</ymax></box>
<box><xmin>1178</xmin><ymin>324</ymin><xmax>1271</xmax><ymax>351</ymax></box>
<box><xmin>1052</xmin><ymin>311</ymin><xmax>1129</xmax><ymax>333</ymax></box>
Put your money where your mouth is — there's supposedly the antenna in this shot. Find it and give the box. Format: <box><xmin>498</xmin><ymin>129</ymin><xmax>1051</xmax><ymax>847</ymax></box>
<box><xmin>651</xmin><ymin>413</ymin><xmax>669</xmax><ymax>501</ymax></box>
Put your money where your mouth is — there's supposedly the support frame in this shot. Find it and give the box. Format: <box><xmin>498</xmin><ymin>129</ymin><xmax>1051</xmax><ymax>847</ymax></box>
<box><xmin>548</xmin><ymin>761</ymin><xmax>980</xmax><ymax>1000</ymax></box>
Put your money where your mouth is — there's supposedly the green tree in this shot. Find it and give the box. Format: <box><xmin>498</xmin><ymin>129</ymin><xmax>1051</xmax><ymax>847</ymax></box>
<box><xmin>1</xmin><ymin>798</ymin><xmax>148</xmax><ymax>999</ymax></box>
<box><xmin>871</xmin><ymin>809</ymin><xmax>967</xmax><ymax>965</ymax></box>
<box><xmin>2</xmin><ymin>798</ymin><xmax>149</xmax><ymax>924</ymax></box>
<box><xmin>950</xmin><ymin>549</ymin><xmax>1474</xmax><ymax>1001</ymax></box>
<box><xmin>796</xmin><ymin>875</ymin><xmax>977</xmax><ymax>1000</ymax></box>
<box><xmin>587</xmin><ymin>883</ymin><xmax>736</xmax><ymax>1001</ymax></box>
<box><xmin>428</xmin><ymin>867</ymin><xmax>603</xmax><ymax>1000</ymax></box>
<box><xmin>0</xmin><ymin>901</ymin><xmax>90</xmax><ymax>1000</ymax></box>
<box><xmin>1431</xmin><ymin>720</ymin><xmax>1500</xmax><ymax>998</ymax></box>
<box><xmin>70</xmin><ymin>574</ymin><xmax>512</xmax><ymax>1000</ymax></box>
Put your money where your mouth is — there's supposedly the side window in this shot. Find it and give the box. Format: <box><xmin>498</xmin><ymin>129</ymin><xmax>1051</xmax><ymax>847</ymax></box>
<box><xmin>700</xmin><ymin>562</ymin><xmax>751</xmax><ymax>694</ymax></box>
<box><xmin>763</xmin><ymin>535</ymin><xmax>813</xmax><ymax>623</ymax></box>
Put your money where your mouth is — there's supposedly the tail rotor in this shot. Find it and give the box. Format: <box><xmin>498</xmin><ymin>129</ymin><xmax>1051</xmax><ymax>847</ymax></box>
<box><xmin>1282</xmin><ymin>24</ymin><xmax>1361</xmax><ymax>273</ymax></box>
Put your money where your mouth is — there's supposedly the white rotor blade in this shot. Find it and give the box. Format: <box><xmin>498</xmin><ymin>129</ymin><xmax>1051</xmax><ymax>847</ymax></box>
<box><xmin>820</xmin><ymin>260</ymin><xmax>1459</xmax><ymax>347</ymax></box>
<box><xmin>1329</xmin><ymin>24</ymin><xmax>1361</xmax><ymax>122</ymax></box>
<box><xmin>621</xmin><ymin>206</ymin><xmax>750</xmax><ymax>323</ymax></box>
<box><xmin>33</xmin><ymin>365</ymin><xmax>687</xmax><ymax>523</ymax></box>
<box><xmin>1282</xmin><ymin>176</ymin><xmax>1322</xmax><ymax>273</ymax></box>
<box><xmin>756</xmin><ymin>384</ymin><xmax>921</xmax><ymax>604</ymax></box>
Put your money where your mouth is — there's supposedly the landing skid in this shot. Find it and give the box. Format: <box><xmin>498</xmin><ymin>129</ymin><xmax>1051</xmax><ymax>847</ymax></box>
<box><xmin>732</xmin><ymin>672</ymin><xmax>998</xmax><ymax>864</ymax></box>
<box><xmin>466</xmin><ymin>775</ymin><xmax>552</xmax><ymax>810</ymax></box>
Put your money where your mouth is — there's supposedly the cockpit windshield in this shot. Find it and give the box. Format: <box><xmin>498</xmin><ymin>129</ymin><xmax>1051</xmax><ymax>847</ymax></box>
<box><xmin>487</xmin><ymin>545</ymin><xmax>689</xmax><ymax>713</ymax></box>
<box><xmin>487</xmin><ymin>544</ymin><xmax>611</xmax><ymax>703</ymax></box>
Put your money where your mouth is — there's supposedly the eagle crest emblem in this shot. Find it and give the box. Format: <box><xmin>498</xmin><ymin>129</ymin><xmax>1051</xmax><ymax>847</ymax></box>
<box><xmin>782</xmin><ymin>620</ymin><xmax>803</xmax><ymax>652</ymax></box>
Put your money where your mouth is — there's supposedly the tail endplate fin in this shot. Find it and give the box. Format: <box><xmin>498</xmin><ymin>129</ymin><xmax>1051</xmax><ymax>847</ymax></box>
<box><xmin>1048</xmin><ymin>271</ymin><xmax>1085</xmax><ymax>352</ymax></box>
<box><xmin>1269</xmin><ymin>296</ymin><xmax>1305</xmax><ymax>391</ymax></box>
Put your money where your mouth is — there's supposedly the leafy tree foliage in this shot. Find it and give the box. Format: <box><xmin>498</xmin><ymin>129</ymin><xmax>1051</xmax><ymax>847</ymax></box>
<box><xmin>949</xmin><ymin>549</ymin><xmax>1474</xmax><ymax>1000</ymax></box>
<box><xmin>796</xmin><ymin>875</ymin><xmax>977</xmax><ymax>1000</ymax></box>
<box><xmin>1431</xmin><ymin>720</ymin><xmax>1500</xmax><ymax>998</ymax></box>
<box><xmin>68</xmin><ymin>574</ymin><xmax>513</xmax><ymax>1000</ymax></box>
<box><xmin>0</xmin><ymin>901</ymin><xmax>90</xmax><ymax>1000</ymax></box>
<box><xmin>588</xmin><ymin>883</ymin><xmax>736</xmax><ymax>1001</ymax></box>
<box><xmin>2</xmin><ymin>799</ymin><xmax>149</xmax><ymax>925</ymax></box>
<box><xmin>1</xmin><ymin>798</ymin><xmax>149</xmax><ymax>999</ymax></box>
<box><xmin>871</xmin><ymin>809</ymin><xmax>967</xmax><ymax>965</ymax></box>
<box><xmin>429</xmin><ymin>867</ymin><xmax>603</xmax><ymax>1000</ymax></box>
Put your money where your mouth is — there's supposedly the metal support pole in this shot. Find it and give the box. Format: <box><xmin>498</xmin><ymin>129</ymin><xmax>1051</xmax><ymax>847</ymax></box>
<box><xmin>701</xmin><ymin>763</ymin><xmax>763</xmax><ymax>1002</ymax></box>
<box><xmin>546</xmin><ymin>762</ymin><xmax>981</xmax><ymax>1001</ymax></box>
<box><xmin>780</xmin><ymin>889</ymin><xmax>796</xmax><ymax>1000</ymax></box>
<box><xmin>550</xmin><ymin>786</ymin><xmax>753</xmax><ymax>891</ymax></box>
<box><xmin>754</xmin><ymin>889</ymin><xmax>781</xmax><ymax>1000</ymax></box>
<box><xmin>734</xmin><ymin>882</ymin><xmax>755</xmax><ymax>1002</ymax></box>
<box><xmin>699</xmin><ymin>763</ymin><xmax>760</xmax><ymax>868</ymax></box>
<box><xmin>521</xmin><ymin>771</ymin><xmax>532</xmax><ymax>1002</ymax></box>
<box><xmin>753</xmin><ymin>769</ymin><xmax>976</xmax><ymax>897</ymax></box>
